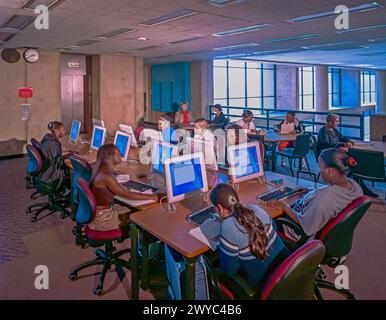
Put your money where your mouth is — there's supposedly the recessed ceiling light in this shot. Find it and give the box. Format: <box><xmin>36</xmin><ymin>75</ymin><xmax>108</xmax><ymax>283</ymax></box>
<box><xmin>207</xmin><ymin>0</ymin><xmax>247</xmax><ymax>7</ymax></box>
<box><xmin>212</xmin><ymin>24</ymin><xmax>272</xmax><ymax>37</ymax></box>
<box><xmin>214</xmin><ymin>43</ymin><xmax>259</xmax><ymax>51</ymax></box>
<box><xmin>302</xmin><ymin>41</ymin><xmax>353</xmax><ymax>49</ymax></box>
<box><xmin>96</xmin><ymin>28</ymin><xmax>136</xmax><ymax>39</ymax></box>
<box><xmin>137</xmin><ymin>37</ymin><xmax>148</xmax><ymax>41</ymax></box>
<box><xmin>140</xmin><ymin>9</ymin><xmax>197</xmax><ymax>26</ymax></box>
<box><xmin>1</xmin><ymin>15</ymin><xmax>34</xmax><ymax>30</ymax></box>
<box><xmin>270</xmin><ymin>34</ymin><xmax>320</xmax><ymax>43</ymax></box>
<box><xmin>337</xmin><ymin>24</ymin><xmax>386</xmax><ymax>34</ymax></box>
<box><xmin>288</xmin><ymin>2</ymin><xmax>383</xmax><ymax>23</ymax></box>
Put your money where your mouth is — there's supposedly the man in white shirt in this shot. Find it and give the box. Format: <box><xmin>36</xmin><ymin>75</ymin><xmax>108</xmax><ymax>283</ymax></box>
<box><xmin>236</xmin><ymin>110</ymin><xmax>256</xmax><ymax>133</ymax></box>
<box><xmin>194</xmin><ymin>118</ymin><xmax>215</xmax><ymax>144</ymax></box>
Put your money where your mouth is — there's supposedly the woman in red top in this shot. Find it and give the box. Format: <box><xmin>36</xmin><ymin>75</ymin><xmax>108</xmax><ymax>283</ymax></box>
<box><xmin>175</xmin><ymin>101</ymin><xmax>193</xmax><ymax>127</ymax></box>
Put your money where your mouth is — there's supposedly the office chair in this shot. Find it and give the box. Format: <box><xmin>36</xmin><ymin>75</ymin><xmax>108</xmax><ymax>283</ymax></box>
<box><xmin>296</xmin><ymin>134</ymin><xmax>320</xmax><ymax>183</ymax></box>
<box><xmin>208</xmin><ymin>240</ymin><xmax>325</xmax><ymax>300</ymax></box>
<box><xmin>26</xmin><ymin>138</ymin><xmax>44</xmax><ymax>200</ymax></box>
<box><xmin>348</xmin><ymin>148</ymin><xmax>385</xmax><ymax>190</ymax></box>
<box><xmin>68</xmin><ymin>154</ymin><xmax>92</xmax><ymax>247</ymax></box>
<box><xmin>276</xmin><ymin>134</ymin><xmax>312</xmax><ymax>177</ymax></box>
<box><xmin>275</xmin><ymin>196</ymin><xmax>371</xmax><ymax>299</ymax></box>
<box><xmin>25</xmin><ymin>144</ymin><xmax>69</xmax><ymax>222</ymax></box>
<box><xmin>68</xmin><ymin>177</ymin><xmax>131</xmax><ymax>296</ymax></box>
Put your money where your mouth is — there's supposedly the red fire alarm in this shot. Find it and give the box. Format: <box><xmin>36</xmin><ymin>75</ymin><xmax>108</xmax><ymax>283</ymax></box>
<box><xmin>19</xmin><ymin>87</ymin><xmax>33</xmax><ymax>98</ymax></box>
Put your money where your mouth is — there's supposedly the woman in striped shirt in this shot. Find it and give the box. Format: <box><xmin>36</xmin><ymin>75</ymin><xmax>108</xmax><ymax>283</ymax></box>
<box><xmin>210</xmin><ymin>184</ymin><xmax>289</xmax><ymax>288</ymax></box>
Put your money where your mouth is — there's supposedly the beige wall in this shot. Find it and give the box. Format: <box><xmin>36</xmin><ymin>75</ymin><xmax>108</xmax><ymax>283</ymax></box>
<box><xmin>98</xmin><ymin>55</ymin><xmax>145</xmax><ymax>130</ymax></box>
<box><xmin>0</xmin><ymin>50</ymin><xmax>61</xmax><ymax>156</ymax></box>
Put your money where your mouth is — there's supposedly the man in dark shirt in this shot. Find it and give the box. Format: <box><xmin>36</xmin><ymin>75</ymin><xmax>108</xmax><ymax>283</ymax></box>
<box><xmin>317</xmin><ymin>113</ymin><xmax>353</xmax><ymax>155</ymax></box>
<box><xmin>210</xmin><ymin>104</ymin><xmax>228</xmax><ymax>128</ymax></box>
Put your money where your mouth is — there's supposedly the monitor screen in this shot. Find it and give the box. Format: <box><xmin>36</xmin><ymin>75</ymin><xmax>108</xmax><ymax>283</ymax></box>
<box><xmin>115</xmin><ymin>133</ymin><xmax>130</xmax><ymax>159</ymax></box>
<box><xmin>169</xmin><ymin>157</ymin><xmax>204</xmax><ymax>198</ymax></box>
<box><xmin>152</xmin><ymin>142</ymin><xmax>176</xmax><ymax>174</ymax></box>
<box><xmin>92</xmin><ymin>127</ymin><xmax>105</xmax><ymax>149</ymax></box>
<box><xmin>70</xmin><ymin>120</ymin><xmax>80</xmax><ymax>142</ymax></box>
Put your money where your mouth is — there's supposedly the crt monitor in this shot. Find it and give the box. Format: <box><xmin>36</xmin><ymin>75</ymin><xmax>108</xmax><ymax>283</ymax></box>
<box><xmin>114</xmin><ymin>131</ymin><xmax>131</xmax><ymax>161</ymax></box>
<box><xmin>118</xmin><ymin>124</ymin><xmax>138</xmax><ymax>147</ymax></box>
<box><xmin>164</xmin><ymin>152</ymin><xmax>208</xmax><ymax>204</ymax></box>
<box><xmin>151</xmin><ymin>141</ymin><xmax>178</xmax><ymax>175</ymax></box>
<box><xmin>227</xmin><ymin>141</ymin><xmax>264</xmax><ymax>184</ymax></box>
<box><xmin>140</xmin><ymin>128</ymin><xmax>163</xmax><ymax>143</ymax></box>
<box><xmin>186</xmin><ymin>137</ymin><xmax>218</xmax><ymax>171</ymax></box>
<box><xmin>69</xmin><ymin>120</ymin><xmax>81</xmax><ymax>143</ymax></box>
<box><xmin>90</xmin><ymin>125</ymin><xmax>107</xmax><ymax>151</ymax></box>
<box><xmin>92</xmin><ymin>118</ymin><xmax>105</xmax><ymax>128</ymax></box>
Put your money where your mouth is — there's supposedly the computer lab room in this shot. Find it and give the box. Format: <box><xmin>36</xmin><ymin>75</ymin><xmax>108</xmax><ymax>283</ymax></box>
<box><xmin>0</xmin><ymin>0</ymin><xmax>385</xmax><ymax>301</ymax></box>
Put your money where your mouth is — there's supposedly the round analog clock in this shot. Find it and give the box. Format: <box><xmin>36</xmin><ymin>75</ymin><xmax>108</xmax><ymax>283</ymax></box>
<box><xmin>23</xmin><ymin>48</ymin><xmax>40</xmax><ymax>63</ymax></box>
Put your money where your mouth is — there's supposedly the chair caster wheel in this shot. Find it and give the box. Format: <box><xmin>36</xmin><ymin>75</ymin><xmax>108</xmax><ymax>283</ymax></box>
<box><xmin>69</xmin><ymin>273</ymin><xmax>77</xmax><ymax>281</ymax></box>
<box><xmin>93</xmin><ymin>286</ymin><xmax>103</xmax><ymax>296</ymax></box>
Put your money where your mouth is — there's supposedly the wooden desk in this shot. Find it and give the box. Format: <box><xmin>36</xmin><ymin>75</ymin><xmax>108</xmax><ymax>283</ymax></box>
<box><xmin>265</xmin><ymin>132</ymin><xmax>298</xmax><ymax>172</ymax></box>
<box><xmin>129</xmin><ymin>171</ymin><xmax>321</xmax><ymax>300</ymax></box>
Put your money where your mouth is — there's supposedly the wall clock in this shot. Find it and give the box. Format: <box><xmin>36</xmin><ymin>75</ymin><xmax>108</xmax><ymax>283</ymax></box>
<box><xmin>23</xmin><ymin>48</ymin><xmax>40</xmax><ymax>63</ymax></box>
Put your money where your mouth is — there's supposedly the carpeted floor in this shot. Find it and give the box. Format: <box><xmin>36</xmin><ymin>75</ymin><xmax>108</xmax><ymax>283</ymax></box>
<box><xmin>0</xmin><ymin>155</ymin><xmax>385</xmax><ymax>299</ymax></box>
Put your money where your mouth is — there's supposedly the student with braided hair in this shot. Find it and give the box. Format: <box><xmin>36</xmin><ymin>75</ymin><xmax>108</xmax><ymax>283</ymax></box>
<box><xmin>209</xmin><ymin>183</ymin><xmax>289</xmax><ymax>288</ymax></box>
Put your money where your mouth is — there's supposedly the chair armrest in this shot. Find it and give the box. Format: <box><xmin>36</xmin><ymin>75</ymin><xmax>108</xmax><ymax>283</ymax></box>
<box><xmin>208</xmin><ymin>268</ymin><xmax>257</xmax><ymax>300</ymax></box>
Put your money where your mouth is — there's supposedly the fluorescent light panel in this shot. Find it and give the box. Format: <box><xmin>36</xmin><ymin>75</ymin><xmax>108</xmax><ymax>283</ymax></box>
<box><xmin>302</xmin><ymin>41</ymin><xmax>353</xmax><ymax>49</ymax></box>
<box><xmin>140</xmin><ymin>9</ymin><xmax>197</xmax><ymax>26</ymax></box>
<box><xmin>207</xmin><ymin>0</ymin><xmax>246</xmax><ymax>7</ymax></box>
<box><xmin>73</xmin><ymin>39</ymin><xmax>101</xmax><ymax>46</ymax></box>
<box><xmin>270</xmin><ymin>34</ymin><xmax>320</xmax><ymax>43</ymax></box>
<box><xmin>212</xmin><ymin>24</ymin><xmax>272</xmax><ymax>37</ymax></box>
<box><xmin>214</xmin><ymin>43</ymin><xmax>259</xmax><ymax>51</ymax></box>
<box><xmin>288</xmin><ymin>2</ymin><xmax>383</xmax><ymax>23</ymax></box>
<box><xmin>96</xmin><ymin>28</ymin><xmax>136</xmax><ymax>39</ymax></box>
<box><xmin>1</xmin><ymin>15</ymin><xmax>34</xmax><ymax>30</ymax></box>
<box><xmin>23</xmin><ymin>0</ymin><xmax>66</xmax><ymax>10</ymax></box>
<box><xmin>169</xmin><ymin>37</ymin><xmax>203</xmax><ymax>45</ymax></box>
<box><xmin>337</xmin><ymin>24</ymin><xmax>386</xmax><ymax>33</ymax></box>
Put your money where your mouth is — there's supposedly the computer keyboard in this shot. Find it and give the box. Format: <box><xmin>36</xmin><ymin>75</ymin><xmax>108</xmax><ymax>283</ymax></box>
<box><xmin>188</xmin><ymin>206</ymin><xmax>217</xmax><ymax>226</ymax></box>
<box><xmin>123</xmin><ymin>180</ymin><xmax>158</xmax><ymax>193</ymax></box>
<box><xmin>258</xmin><ymin>186</ymin><xmax>298</xmax><ymax>202</ymax></box>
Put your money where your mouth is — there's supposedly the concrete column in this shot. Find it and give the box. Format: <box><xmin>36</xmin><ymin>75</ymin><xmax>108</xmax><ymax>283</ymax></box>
<box><xmin>276</xmin><ymin>65</ymin><xmax>298</xmax><ymax>110</ymax></box>
<box><xmin>315</xmin><ymin>65</ymin><xmax>329</xmax><ymax>113</ymax></box>
<box><xmin>376</xmin><ymin>70</ymin><xmax>386</xmax><ymax>114</ymax></box>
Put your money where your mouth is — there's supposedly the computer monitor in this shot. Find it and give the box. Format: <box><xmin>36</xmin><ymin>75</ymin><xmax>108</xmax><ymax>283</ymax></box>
<box><xmin>151</xmin><ymin>140</ymin><xmax>178</xmax><ymax>175</ymax></box>
<box><xmin>140</xmin><ymin>128</ymin><xmax>163</xmax><ymax>143</ymax></box>
<box><xmin>186</xmin><ymin>137</ymin><xmax>218</xmax><ymax>171</ymax></box>
<box><xmin>114</xmin><ymin>131</ymin><xmax>131</xmax><ymax>161</ymax></box>
<box><xmin>92</xmin><ymin>118</ymin><xmax>105</xmax><ymax>128</ymax></box>
<box><xmin>90</xmin><ymin>125</ymin><xmax>107</xmax><ymax>151</ymax></box>
<box><xmin>69</xmin><ymin>120</ymin><xmax>81</xmax><ymax>143</ymax></box>
<box><xmin>118</xmin><ymin>124</ymin><xmax>138</xmax><ymax>147</ymax></box>
<box><xmin>227</xmin><ymin>141</ymin><xmax>264</xmax><ymax>184</ymax></box>
<box><xmin>164</xmin><ymin>152</ymin><xmax>208</xmax><ymax>204</ymax></box>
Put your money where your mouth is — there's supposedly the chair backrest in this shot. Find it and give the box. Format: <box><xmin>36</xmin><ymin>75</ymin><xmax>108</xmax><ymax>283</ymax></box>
<box><xmin>260</xmin><ymin>240</ymin><xmax>325</xmax><ymax>300</ymax></box>
<box><xmin>292</xmin><ymin>134</ymin><xmax>311</xmax><ymax>157</ymax></box>
<box><xmin>69</xmin><ymin>154</ymin><xmax>92</xmax><ymax>205</ymax></box>
<box><xmin>257</xmin><ymin>139</ymin><xmax>265</xmax><ymax>163</ymax></box>
<box><xmin>30</xmin><ymin>138</ymin><xmax>42</xmax><ymax>151</ymax></box>
<box><xmin>75</xmin><ymin>177</ymin><xmax>97</xmax><ymax>225</ymax></box>
<box><xmin>316</xmin><ymin>196</ymin><xmax>371</xmax><ymax>259</ymax></box>
<box><xmin>348</xmin><ymin>148</ymin><xmax>385</xmax><ymax>181</ymax></box>
<box><xmin>26</xmin><ymin>144</ymin><xmax>43</xmax><ymax>176</ymax></box>
<box><xmin>309</xmin><ymin>134</ymin><xmax>319</xmax><ymax>162</ymax></box>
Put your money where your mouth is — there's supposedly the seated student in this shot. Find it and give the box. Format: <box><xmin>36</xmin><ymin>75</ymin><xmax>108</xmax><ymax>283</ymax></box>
<box><xmin>268</xmin><ymin>148</ymin><xmax>363</xmax><ymax>239</ymax></box>
<box><xmin>317</xmin><ymin>113</ymin><xmax>353</xmax><ymax>155</ymax></box>
<box><xmin>210</xmin><ymin>104</ymin><xmax>228</xmax><ymax>128</ymax></box>
<box><xmin>194</xmin><ymin>118</ymin><xmax>214</xmax><ymax>143</ymax></box>
<box><xmin>88</xmin><ymin>144</ymin><xmax>158</xmax><ymax>233</ymax></box>
<box><xmin>40</xmin><ymin>121</ymin><xmax>69</xmax><ymax>188</ymax></box>
<box><xmin>275</xmin><ymin>111</ymin><xmax>305</xmax><ymax>167</ymax></box>
<box><xmin>236</xmin><ymin>110</ymin><xmax>256</xmax><ymax>133</ymax></box>
<box><xmin>210</xmin><ymin>183</ymin><xmax>289</xmax><ymax>288</ymax></box>
<box><xmin>158</xmin><ymin>114</ymin><xmax>178</xmax><ymax>143</ymax></box>
<box><xmin>174</xmin><ymin>101</ymin><xmax>193</xmax><ymax>127</ymax></box>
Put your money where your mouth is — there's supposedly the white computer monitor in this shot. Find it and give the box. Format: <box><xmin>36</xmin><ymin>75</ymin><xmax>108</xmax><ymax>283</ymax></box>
<box><xmin>164</xmin><ymin>152</ymin><xmax>208</xmax><ymax>204</ymax></box>
<box><xmin>227</xmin><ymin>141</ymin><xmax>264</xmax><ymax>184</ymax></box>
<box><xmin>140</xmin><ymin>128</ymin><xmax>163</xmax><ymax>143</ymax></box>
<box><xmin>90</xmin><ymin>125</ymin><xmax>107</xmax><ymax>151</ymax></box>
<box><xmin>114</xmin><ymin>131</ymin><xmax>131</xmax><ymax>162</ymax></box>
<box><xmin>69</xmin><ymin>119</ymin><xmax>81</xmax><ymax>143</ymax></box>
<box><xmin>118</xmin><ymin>124</ymin><xmax>138</xmax><ymax>148</ymax></box>
<box><xmin>92</xmin><ymin>118</ymin><xmax>105</xmax><ymax>128</ymax></box>
<box><xmin>186</xmin><ymin>137</ymin><xmax>218</xmax><ymax>171</ymax></box>
<box><xmin>151</xmin><ymin>140</ymin><xmax>178</xmax><ymax>175</ymax></box>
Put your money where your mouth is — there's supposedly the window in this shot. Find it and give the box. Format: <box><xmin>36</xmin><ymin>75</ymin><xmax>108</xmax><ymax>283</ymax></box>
<box><xmin>213</xmin><ymin>59</ymin><xmax>276</xmax><ymax>113</ymax></box>
<box><xmin>361</xmin><ymin>70</ymin><xmax>376</xmax><ymax>105</ymax></box>
<box><xmin>328</xmin><ymin>67</ymin><xmax>341</xmax><ymax>108</ymax></box>
<box><xmin>298</xmin><ymin>66</ymin><xmax>315</xmax><ymax>110</ymax></box>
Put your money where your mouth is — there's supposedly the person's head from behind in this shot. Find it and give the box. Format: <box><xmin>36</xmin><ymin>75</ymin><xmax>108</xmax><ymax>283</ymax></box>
<box><xmin>213</xmin><ymin>104</ymin><xmax>222</xmax><ymax>116</ymax></box>
<box><xmin>210</xmin><ymin>183</ymin><xmax>268</xmax><ymax>260</ymax></box>
<box><xmin>318</xmin><ymin>148</ymin><xmax>349</xmax><ymax>184</ymax></box>
<box><xmin>180</xmin><ymin>101</ymin><xmax>189</xmax><ymax>112</ymax></box>
<box><xmin>286</xmin><ymin>111</ymin><xmax>295</xmax><ymax>123</ymax></box>
<box><xmin>242</xmin><ymin>110</ymin><xmax>253</xmax><ymax>123</ymax></box>
<box><xmin>326</xmin><ymin>113</ymin><xmax>339</xmax><ymax>129</ymax></box>
<box><xmin>195</xmin><ymin>118</ymin><xmax>208</xmax><ymax>130</ymax></box>
<box><xmin>158</xmin><ymin>114</ymin><xmax>171</xmax><ymax>131</ymax></box>
<box><xmin>48</xmin><ymin>121</ymin><xmax>65</xmax><ymax>138</ymax></box>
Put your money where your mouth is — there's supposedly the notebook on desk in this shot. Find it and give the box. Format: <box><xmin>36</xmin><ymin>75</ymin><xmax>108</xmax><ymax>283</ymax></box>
<box><xmin>188</xmin><ymin>216</ymin><xmax>221</xmax><ymax>251</ymax></box>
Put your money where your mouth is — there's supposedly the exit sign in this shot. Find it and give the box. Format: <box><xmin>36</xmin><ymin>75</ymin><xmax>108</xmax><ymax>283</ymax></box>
<box><xmin>19</xmin><ymin>87</ymin><xmax>33</xmax><ymax>98</ymax></box>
